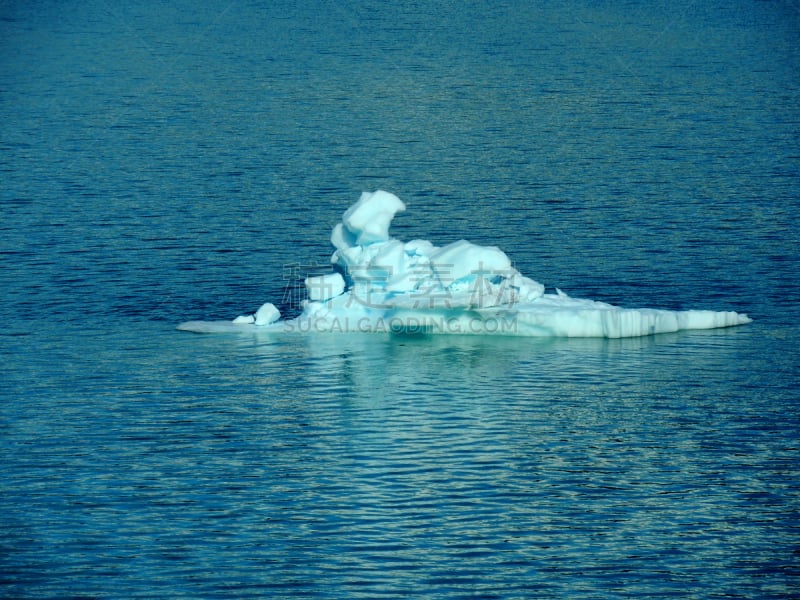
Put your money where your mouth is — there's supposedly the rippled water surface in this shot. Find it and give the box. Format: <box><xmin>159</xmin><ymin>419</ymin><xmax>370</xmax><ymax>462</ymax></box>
<box><xmin>2</xmin><ymin>1</ymin><xmax>799</xmax><ymax>598</ymax></box>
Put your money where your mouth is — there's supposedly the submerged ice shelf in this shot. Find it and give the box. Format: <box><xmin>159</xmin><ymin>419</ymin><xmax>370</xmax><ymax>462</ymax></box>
<box><xmin>178</xmin><ymin>191</ymin><xmax>751</xmax><ymax>338</ymax></box>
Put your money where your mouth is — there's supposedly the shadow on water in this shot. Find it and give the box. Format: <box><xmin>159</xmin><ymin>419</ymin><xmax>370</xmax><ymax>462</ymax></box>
<box><xmin>205</xmin><ymin>325</ymin><xmax>756</xmax><ymax>401</ymax></box>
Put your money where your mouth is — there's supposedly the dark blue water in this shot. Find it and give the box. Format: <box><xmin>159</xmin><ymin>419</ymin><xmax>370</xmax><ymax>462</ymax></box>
<box><xmin>2</xmin><ymin>1</ymin><xmax>798</xmax><ymax>598</ymax></box>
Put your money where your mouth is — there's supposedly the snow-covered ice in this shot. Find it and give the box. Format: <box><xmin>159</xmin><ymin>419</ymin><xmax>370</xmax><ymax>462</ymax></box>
<box><xmin>178</xmin><ymin>190</ymin><xmax>752</xmax><ymax>338</ymax></box>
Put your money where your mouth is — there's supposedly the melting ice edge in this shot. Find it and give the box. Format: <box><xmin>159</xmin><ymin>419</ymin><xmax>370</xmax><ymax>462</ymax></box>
<box><xmin>178</xmin><ymin>191</ymin><xmax>751</xmax><ymax>338</ymax></box>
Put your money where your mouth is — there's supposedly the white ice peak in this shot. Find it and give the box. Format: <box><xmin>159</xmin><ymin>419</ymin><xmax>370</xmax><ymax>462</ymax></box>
<box><xmin>328</xmin><ymin>190</ymin><xmax>544</xmax><ymax>308</ymax></box>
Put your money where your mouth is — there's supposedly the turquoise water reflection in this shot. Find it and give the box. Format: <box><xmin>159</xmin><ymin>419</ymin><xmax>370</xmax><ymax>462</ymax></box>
<box><xmin>1</xmin><ymin>320</ymin><xmax>795</xmax><ymax>598</ymax></box>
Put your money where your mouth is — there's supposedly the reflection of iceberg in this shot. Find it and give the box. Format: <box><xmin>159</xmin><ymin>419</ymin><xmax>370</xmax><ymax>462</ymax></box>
<box><xmin>178</xmin><ymin>191</ymin><xmax>751</xmax><ymax>338</ymax></box>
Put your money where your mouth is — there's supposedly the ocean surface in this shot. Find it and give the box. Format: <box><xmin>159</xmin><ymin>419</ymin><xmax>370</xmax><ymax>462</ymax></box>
<box><xmin>1</xmin><ymin>1</ymin><xmax>799</xmax><ymax>598</ymax></box>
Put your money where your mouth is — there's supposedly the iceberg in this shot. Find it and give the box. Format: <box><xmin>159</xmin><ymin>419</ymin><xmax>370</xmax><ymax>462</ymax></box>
<box><xmin>178</xmin><ymin>191</ymin><xmax>752</xmax><ymax>338</ymax></box>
